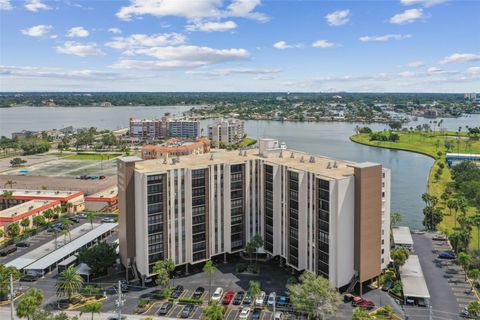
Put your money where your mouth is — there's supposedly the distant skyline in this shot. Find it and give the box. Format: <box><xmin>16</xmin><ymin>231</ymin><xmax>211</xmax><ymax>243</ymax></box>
<box><xmin>0</xmin><ymin>0</ymin><xmax>479</xmax><ymax>92</ymax></box>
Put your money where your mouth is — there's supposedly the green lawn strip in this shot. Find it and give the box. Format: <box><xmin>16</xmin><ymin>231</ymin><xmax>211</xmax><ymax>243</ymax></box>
<box><xmin>351</xmin><ymin>131</ymin><xmax>480</xmax><ymax>249</ymax></box>
<box><xmin>239</xmin><ymin>137</ymin><xmax>257</xmax><ymax>148</ymax></box>
<box><xmin>52</xmin><ymin>152</ymin><xmax>121</xmax><ymax>160</ymax></box>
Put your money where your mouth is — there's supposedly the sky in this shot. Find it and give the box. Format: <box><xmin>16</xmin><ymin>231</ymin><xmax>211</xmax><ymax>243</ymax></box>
<box><xmin>0</xmin><ymin>0</ymin><xmax>479</xmax><ymax>92</ymax></box>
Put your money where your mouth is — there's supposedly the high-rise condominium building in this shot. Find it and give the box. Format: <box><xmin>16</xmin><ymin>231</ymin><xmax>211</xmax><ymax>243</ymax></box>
<box><xmin>118</xmin><ymin>139</ymin><xmax>390</xmax><ymax>289</ymax></box>
<box><xmin>208</xmin><ymin>119</ymin><xmax>245</xmax><ymax>147</ymax></box>
<box><xmin>129</xmin><ymin>117</ymin><xmax>200</xmax><ymax>141</ymax></box>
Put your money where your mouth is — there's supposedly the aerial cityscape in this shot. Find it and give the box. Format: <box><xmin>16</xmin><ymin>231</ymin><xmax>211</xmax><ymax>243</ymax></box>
<box><xmin>0</xmin><ymin>1</ymin><xmax>479</xmax><ymax>320</ymax></box>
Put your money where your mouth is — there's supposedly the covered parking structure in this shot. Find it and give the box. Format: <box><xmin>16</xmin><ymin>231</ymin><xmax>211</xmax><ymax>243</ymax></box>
<box><xmin>24</xmin><ymin>223</ymin><xmax>117</xmax><ymax>275</ymax></box>
<box><xmin>392</xmin><ymin>226</ymin><xmax>414</xmax><ymax>251</ymax></box>
<box><xmin>400</xmin><ymin>255</ymin><xmax>430</xmax><ymax>305</ymax></box>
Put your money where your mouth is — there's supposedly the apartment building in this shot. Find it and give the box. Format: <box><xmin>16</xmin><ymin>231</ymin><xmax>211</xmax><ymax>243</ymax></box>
<box><xmin>129</xmin><ymin>117</ymin><xmax>200</xmax><ymax>141</ymax></box>
<box><xmin>0</xmin><ymin>189</ymin><xmax>85</xmax><ymax>213</ymax></box>
<box><xmin>141</xmin><ymin>138</ymin><xmax>210</xmax><ymax>160</ymax></box>
<box><xmin>208</xmin><ymin>119</ymin><xmax>245</xmax><ymax>147</ymax></box>
<box><xmin>118</xmin><ymin>139</ymin><xmax>390</xmax><ymax>289</ymax></box>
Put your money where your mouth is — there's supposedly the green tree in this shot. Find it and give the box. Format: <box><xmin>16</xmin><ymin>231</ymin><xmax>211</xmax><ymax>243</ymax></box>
<box><xmin>468</xmin><ymin>301</ymin><xmax>480</xmax><ymax>317</ymax></box>
<box><xmin>469</xmin><ymin>269</ymin><xmax>480</xmax><ymax>290</ymax></box>
<box><xmin>16</xmin><ymin>288</ymin><xmax>43</xmax><ymax>320</ymax></box>
<box><xmin>86</xmin><ymin>212</ymin><xmax>96</xmax><ymax>229</ymax></box>
<box><xmin>81</xmin><ymin>301</ymin><xmax>103</xmax><ymax>320</ymax></box>
<box><xmin>202</xmin><ymin>302</ymin><xmax>224</xmax><ymax>320</ymax></box>
<box><xmin>473</xmin><ymin>211</ymin><xmax>480</xmax><ymax>249</ymax></box>
<box><xmin>390</xmin><ymin>212</ymin><xmax>402</xmax><ymax>227</ymax></box>
<box><xmin>391</xmin><ymin>247</ymin><xmax>410</xmax><ymax>268</ymax></box>
<box><xmin>447</xmin><ymin>198</ymin><xmax>458</xmax><ymax>219</ymax></box>
<box><xmin>4</xmin><ymin>179</ymin><xmax>16</xmax><ymax>188</ymax></box>
<box><xmin>77</xmin><ymin>242</ymin><xmax>118</xmax><ymax>275</ymax></box>
<box><xmin>422</xmin><ymin>206</ymin><xmax>443</xmax><ymax>231</ymax></box>
<box><xmin>33</xmin><ymin>215</ymin><xmax>46</xmax><ymax>227</ymax></box>
<box><xmin>20</xmin><ymin>218</ymin><xmax>30</xmax><ymax>232</ymax></box>
<box><xmin>61</xmin><ymin>218</ymin><xmax>73</xmax><ymax>241</ymax></box>
<box><xmin>30</xmin><ymin>310</ymin><xmax>70</xmax><ymax>320</ymax></box>
<box><xmin>153</xmin><ymin>258</ymin><xmax>175</xmax><ymax>288</ymax></box>
<box><xmin>244</xmin><ymin>240</ymin><xmax>256</xmax><ymax>269</ymax></box>
<box><xmin>458</xmin><ymin>252</ymin><xmax>472</xmax><ymax>281</ymax></box>
<box><xmin>248</xmin><ymin>280</ymin><xmax>261</xmax><ymax>302</ymax></box>
<box><xmin>287</xmin><ymin>271</ymin><xmax>340</xmax><ymax>320</ymax></box>
<box><xmin>0</xmin><ymin>265</ymin><xmax>20</xmax><ymax>300</ymax></box>
<box><xmin>251</xmin><ymin>234</ymin><xmax>264</xmax><ymax>268</ymax></box>
<box><xmin>55</xmin><ymin>266</ymin><xmax>84</xmax><ymax>302</ymax></box>
<box><xmin>203</xmin><ymin>260</ymin><xmax>216</xmax><ymax>301</ymax></box>
<box><xmin>6</xmin><ymin>222</ymin><xmax>20</xmax><ymax>238</ymax></box>
<box><xmin>352</xmin><ymin>307</ymin><xmax>374</xmax><ymax>320</ymax></box>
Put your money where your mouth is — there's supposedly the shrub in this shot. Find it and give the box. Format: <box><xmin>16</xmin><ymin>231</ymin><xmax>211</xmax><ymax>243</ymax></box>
<box><xmin>138</xmin><ymin>298</ymin><xmax>150</xmax><ymax>308</ymax></box>
<box><xmin>178</xmin><ymin>298</ymin><xmax>203</xmax><ymax>304</ymax></box>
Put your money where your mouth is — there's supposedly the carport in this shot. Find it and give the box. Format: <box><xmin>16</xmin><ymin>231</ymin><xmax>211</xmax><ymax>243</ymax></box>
<box><xmin>400</xmin><ymin>255</ymin><xmax>430</xmax><ymax>305</ymax></box>
<box><xmin>392</xmin><ymin>226</ymin><xmax>414</xmax><ymax>250</ymax></box>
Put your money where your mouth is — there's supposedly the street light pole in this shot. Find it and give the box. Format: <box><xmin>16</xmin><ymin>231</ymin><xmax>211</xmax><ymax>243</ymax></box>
<box><xmin>10</xmin><ymin>273</ymin><xmax>14</xmax><ymax>320</ymax></box>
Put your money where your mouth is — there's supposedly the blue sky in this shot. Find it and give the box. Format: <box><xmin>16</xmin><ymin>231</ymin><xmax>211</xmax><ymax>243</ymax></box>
<box><xmin>0</xmin><ymin>0</ymin><xmax>479</xmax><ymax>92</ymax></box>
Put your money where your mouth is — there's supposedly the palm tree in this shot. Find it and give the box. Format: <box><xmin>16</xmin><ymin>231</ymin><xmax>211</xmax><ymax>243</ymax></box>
<box><xmin>86</xmin><ymin>212</ymin><xmax>96</xmax><ymax>229</ymax></box>
<box><xmin>62</xmin><ymin>218</ymin><xmax>73</xmax><ymax>241</ymax></box>
<box><xmin>251</xmin><ymin>235</ymin><xmax>264</xmax><ymax>268</ymax></box>
<box><xmin>248</xmin><ymin>280</ymin><xmax>261</xmax><ymax>302</ymax></box>
<box><xmin>55</xmin><ymin>266</ymin><xmax>84</xmax><ymax>302</ymax></box>
<box><xmin>457</xmin><ymin>197</ymin><xmax>468</xmax><ymax>219</ymax></box>
<box><xmin>203</xmin><ymin>260</ymin><xmax>216</xmax><ymax>301</ymax></box>
<box><xmin>469</xmin><ymin>269</ymin><xmax>480</xmax><ymax>290</ymax></box>
<box><xmin>61</xmin><ymin>229</ymin><xmax>69</xmax><ymax>244</ymax></box>
<box><xmin>473</xmin><ymin>211</ymin><xmax>480</xmax><ymax>249</ymax></box>
<box><xmin>458</xmin><ymin>252</ymin><xmax>472</xmax><ymax>281</ymax></box>
<box><xmin>16</xmin><ymin>288</ymin><xmax>44</xmax><ymax>320</ymax></box>
<box><xmin>202</xmin><ymin>302</ymin><xmax>224</xmax><ymax>320</ymax></box>
<box><xmin>4</xmin><ymin>179</ymin><xmax>16</xmax><ymax>188</ymax></box>
<box><xmin>81</xmin><ymin>301</ymin><xmax>103</xmax><ymax>320</ymax></box>
<box><xmin>447</xmin><ymin>199</ymin><xmax>458</xmax><ymax>217</ymax></box>
<box><xmin>390</xmin><ymin>212</ymin><xmax>402</xmax><ymax>227</ymax></box>
<box><xmin>20</xmin><ymin>218</ymin><xmax>30</xmax><ymax>232</ymax></box>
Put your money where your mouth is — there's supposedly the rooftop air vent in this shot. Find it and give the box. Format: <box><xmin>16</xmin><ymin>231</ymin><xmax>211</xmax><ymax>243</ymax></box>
<box><xmin>210</xmin><ymin>154</ymin><xmax>214</xmax><ymax>161</ymax></box>
<box><xmin>279</xmin><ymin>150</ymin><xmax>283</xmax><ymax>158</ymax></box>
<box><xmin>309</xmin><ymin>156</ymin><xmax>315</xmax><ymax>163</ymax></box>
<box><xmin>290</xmin><ymin>152</ymin><xmax>295</xmax><ymax>159</ymax></box>
<box><xmin>300</xmin><ymin>156</ymin><xmax>304</xmax><ymax>163</ymax></box>
<box><xmin>327</xmin><ymin>162</ymin><xmax>332</xmax><ymax>169</ymax></box>
<box><xmin>333</xmin><ymin>161</ymin><xmax>338</xmax><ymax>168</ymax></box>
<box><xmin>243</xmin><ymin>150</ymin><xmax>247</xmax><ymax>157</ymax></box>
<box><xmin>163</xmin><ymin>157</ymin><xmax>167</xmax><ymax>164</ymax></box>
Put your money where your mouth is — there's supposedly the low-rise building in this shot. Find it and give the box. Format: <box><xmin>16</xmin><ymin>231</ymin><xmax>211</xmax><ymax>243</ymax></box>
<box><xmin>208</xmin><ymin>119</ymin><xmax>245</xmax><ymax>147</ymax></box>
<box><xmin>0</xmin><ymin>199</ymin><xmax>61</xmax><ymax>229</ymax></box>
<box><xmin>0</xmin><ymin>189</ymin><xmax>85</xmax><ymax>213</ymax></box>
<box><xmin>85</xmin><ymin>186</ymin><xmax>118</xmax><ymax>212</ymax></box>
<box><xmin>141</xmin><ymin>138</ymin><xmax>210</xmax><ymax>160</ymax></box>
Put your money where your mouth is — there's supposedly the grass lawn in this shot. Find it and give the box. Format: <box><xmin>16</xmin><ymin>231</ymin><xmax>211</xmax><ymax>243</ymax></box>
<box><xmin>239</xmin><ymin>137</ymin><xmax>257</xmax><ymax>148</ymax></box>
<box><xmin>351</xmin><ymin>131</ymin><xmax>480</xmax><ymax>249</ymax></box>
<box><xmin>54</xmin><ymin>152</ymin><xmax>122</xmax><ymax>160</ymax></box>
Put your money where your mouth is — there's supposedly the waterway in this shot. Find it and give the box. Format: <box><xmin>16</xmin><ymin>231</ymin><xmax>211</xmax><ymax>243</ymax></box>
<box><xmin>1</xmin><ymin>106</ymin><xmax>479</xmax><ymax>228</ymax></box>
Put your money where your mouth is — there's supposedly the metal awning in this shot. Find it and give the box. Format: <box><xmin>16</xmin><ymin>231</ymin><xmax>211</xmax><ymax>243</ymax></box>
<box><xmin>400</xmin><ymin>255</ymin><xmax>430</xmax><ymax>299</ymax></box>
<box><xmin>392</xmin><ymin>226</ymin><xmax>414</xmax><ymax>247</ymax></box>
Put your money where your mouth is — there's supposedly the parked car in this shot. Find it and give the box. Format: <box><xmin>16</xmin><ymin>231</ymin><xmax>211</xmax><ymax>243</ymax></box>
<box><xmin>233</xmin><ymin>291</ymin><xmax>245</xmax><ymax>305</ymax></box>
<box><xmin>277</xmin><ymin>295</ymin><xmax>287</xmax><ymax>306</ymax></box>
<box><xmin>438</xmin><ymin>252</ymin><xmax>456</xmax><ymax>260</ymax></box>
<box><xmin>15</xmin><ymin>242</ymin><xmax>30</xmax><ymax>248</ymax></box>
<box><xmin>239</xmin><ymin>307</ymin><xmax>251</xmax><ymax>320</ymax></box>
<box><xmin>274</xmin><ymin>311</ymin><xmax>284</xmax><ymax>320</ymax></box>
<box><xmin>158</xmin><ymin>302</ymin><xmax>173</xmax><ymax>315</ymax></box>
<box><xmin>432</xmin><ymin>234</ymin><xmax>447</xmax><ymax>241</ymax></box>
<box><xmin>20</xmin><ymin>274</ymin><xmax>39</xmax><ymax>282</ymax></box>
<box><xmin>343</xmin><ymin>293</ymin><xmax>355</xmax><ymax>302</ymax></box>
<box><xmin>268</xmin><ymin>292</ymin><xmax>276</xmax><ymax>306</ymax></box>
<box><xmin>446</xmin><ymin>268</ymin><xmax>459</xmax><ymax>274</ymax></box>
<box><xmin>77</xmin><ymin>213</ymin><xmax>87</xmax><ymax>219</ymax></box>
<box><xmin>180</xmin><ymin>304</ymin><xmax>194</xmax><ymax>318</ymax></box>
<box><xmin>255</xmin><ymin>291</ymin><xmax>266</xmax><ymax>306</ymax></box>
<box><xmin>0</xmin><ymin>245</ymin><xmax>17</xmax><ymax>256</ymax></box>
<box><xmin>69</xmin><ymin>217</ymin><xmax>80</xmax><ymax>223</ymax></box>
<box><xmin>101</xmin><ymin>217</ymin><xmax>115</xmax><ymax>223</ymax></box>
<box><xmin>99</xmin><ymin>175</ymin><xmax>106</xmax><ymax>180</ymax></box>
<box><xmin>222</xmin><ymin>291</ymin><xmax>235</xmax><ymax>305</ymax></box>
<box><xmin>211</xmin><ymin>287</ymin><xmax>224</xmax><ymax>303</ymax></box>
<box><xmin>251</xmin><ymin>308</ymin><xmax>262</xmax><ymax>320</ymax></box>
<box><xmin>243</xmin><ymin>294</ymin><xmax>252</xmax><ymax>305</ymax></box>
<box><xmin>381</xmin><ymin>280</ymin><xmax>393</xmax><ymax>291</ymax></box>
<box><xmin>352</xmin><ymin>297</ymin><xmax>375</xmax><ymax>310</ymax></box>
<box><xmin>192</xmin><ymin>287</ymin><xmax>205</xmax><ymax>299</ymax></box>
<box><xmin>171</xmin><ymin>285</ymin><xmax>184</xmax><ymax>299</ymax></box>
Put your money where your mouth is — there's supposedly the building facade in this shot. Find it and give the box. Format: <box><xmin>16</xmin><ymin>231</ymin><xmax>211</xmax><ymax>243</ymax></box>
<box><xmin>129</xmin><ymin>117</ymin><xmax>200</xmax><ymax>141</ymax></box>
<box><xmin>208</xmin><ymin>119</ymin><xmax>245</xmax><ymax>147</ymax></box>
<box><xmin>141</xmin><ymin>138</ymin><xmax>210</xmax><ymax>160</ymax></box>
<box><xmin>118</xmin><ymin>139</ymin><xmax>390</xmax><ymax>288</ymax></box>
<box><xmin>0</xmin><ymin>189</ymin><xmax>85</xmax><ymax>213</ymax></box>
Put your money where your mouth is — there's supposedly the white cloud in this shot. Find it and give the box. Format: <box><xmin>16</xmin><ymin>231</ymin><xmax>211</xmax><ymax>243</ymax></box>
<box><xmin>186</xmin><ymin>20</ymin><xmax>237</xmax><ymax>32</ymax></box>
<box><xmin>400</xmin><ymin>0</ymin><xmax>449</xmax><ymax>7</ymax></box>
<box><xmin>466</xmin><ymin>67</ymin><xmax>480</xmax><ymax>75</ymax></box>
<box><xmin>427</xmin><ymin>66</ymin><xmax>443</xmax><ymax>73</ymax></box>
<box><xmin>0</xmin><ymin>0</ymin><xmax>12</xmax><ymax>10</ymax></box>
<box><xmin>254</xmin><ymin>75</ymin><xmax>274</xmax><ymax>80</ymax></box>
<box><xmin>186</xmin><ymin>67</ymin><xmax>281</xmax><ymax>77</ymax></box>
<box><xmin>108</xmin><ymin>28</ymin><xmax>122</xmax><ymax>34</ymax></box>
<box><xmin>116</xmin><ymin>0</ymin><xmax>267</xmax><ymax>22</ymax></box>
<box><xmin>66</xmin><ymin>26</ymin><xmax>89</xmax><ymax>38</ymax></box>
<box><xmin>440</xmin><ymin>53</ymin><xmax>480</xmax><ymax>64</ymax></box>
<box><xmin>405</xmin><ymin>61</ymin><xmax>425</xmax><ymax>68</ymax></box>
<box><xmin>359</xmin><ymin>34</ymin><xmax>412</xmax><ymax>42</ymax></box>
<box><xmin>56</xmin><ymin>41</ymin><xmax>105</xmax><ymax>57</ymax></box>
<box><xmin>25</xmin><ymin>0</ymin><xmax>50</xmax><ymax>12</ymax></box>
<box><xmin>106</xmin><ymin>33</ymin><xmax>186</xmax><ymax>50</ymax></box>
<box><xmin>21</xmin><ymin>25</ymin><xmax>52</xmax><ymax>37</ymax></box>
<box><xmin>325</xmin><ymin>9</ymin><xmax>350</xmax><ymax>26</ymax></box>
<box><xmin>0</xmin><ymin>65</ymin><xmax>143</xmax><ymax>81</ymax></box>
<box><xmin>112</xmin><ymin>45</ymin><xmax>250</xmax><ymax>70</ymax></box>
<box><xmin>390</xmin><ymin>9</ymin><xmax>424</xmax><ymax>24</ymax></box>
<box><xmin>312</xmin><ymin>40</ymin><xmax>334</xmax><ymax>48</ymax></box>
<box><xmin>273</xmin><ymin>41</ymin><xmax>302</xmax><ymax>50</ymax></box>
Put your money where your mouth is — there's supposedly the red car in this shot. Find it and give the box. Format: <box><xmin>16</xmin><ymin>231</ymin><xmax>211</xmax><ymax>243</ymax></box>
<box><xmin>222</xmin><ymin>291</ymin><xmax>235</xmax><ymax>305</ymax></box>
<box><xmin>352</xmin><ymin>296</ymin><xmax>375</xmax><ymax>310</ymax></box>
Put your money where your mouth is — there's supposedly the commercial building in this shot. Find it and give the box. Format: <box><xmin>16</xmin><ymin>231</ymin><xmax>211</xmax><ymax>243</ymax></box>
<box><xmin>0</xmin><ymin>189</ymin><xmax>85</xmax><ymax>213</ymax></box>
<box><xmin>84</xmin><ymin>186</ymin><xmax>118</xmax><ymax>212</ymax></box>
<box><xmin>208</xmin><ymin>119</ymin><xmax>245</xmax><ymax>147</ymax></box>
<box><xmin>129</xmin><ymin>117</ymin><xmax>200</xmax><ymax>141</ymax></box>
<box><xmin>118</xmin><ymin>139</ymin><xmax>390</xmax><ymax>289</ymax></box>
<box><xmin>141</xmin><ymin>138</ymin><xmax>210</xmax><ymax>160</ymax></box>
<box><xmin>0</xmin><ymin>199</ymin><xmax>61</xmax><ymax>230</ymax></box>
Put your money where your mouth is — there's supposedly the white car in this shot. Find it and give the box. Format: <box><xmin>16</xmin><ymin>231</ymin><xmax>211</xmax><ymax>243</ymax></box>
<box><xmin>255</xmin><ymin>291</ymin><xmax>266</xmax><ymax>306</ymax></box>
<box><xmin>267</xmin><ymin>292</ymin><xmax>276</xmax><ymax>306</ymax></box>
<box><xmin>274</xmin><ymin>312</ymin><xmax>284</xmax><ymax>320</ymax></box>
<box><xmin>211</xmin><ymin>287</ymin><xmax>224</xmax><ymax>303</ymax></box>
<box><xmin>239</xmin><ymin>307</ymin><xmax>251</xmax><ymax>320</ymax></box>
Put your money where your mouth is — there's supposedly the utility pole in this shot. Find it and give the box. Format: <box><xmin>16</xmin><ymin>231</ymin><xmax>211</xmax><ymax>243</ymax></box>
<box><xmin>429</xmin><ymin>305</ymin><xmax>432</xmax><ymax>320</ymax></box>
<box><xmin>116</xmin><ymin>280</ymin><xmax>124</xmax><ymax>320</ymax></box>
<box><xmin>272</xmin><ymin>292</ymin><xmax>276</xmax><ymax>317</ymax></box>
<box><xmin>10</xmin><ymin>273</ymin><xmax>14</xmax><ymax>320</ymax></box>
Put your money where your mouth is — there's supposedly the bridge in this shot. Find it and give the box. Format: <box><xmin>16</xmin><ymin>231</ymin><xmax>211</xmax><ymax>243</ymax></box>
<box><xmin>445</xmin><ymin>153</ymin><xmax>480</xmax><ymax>167</ymax></box>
